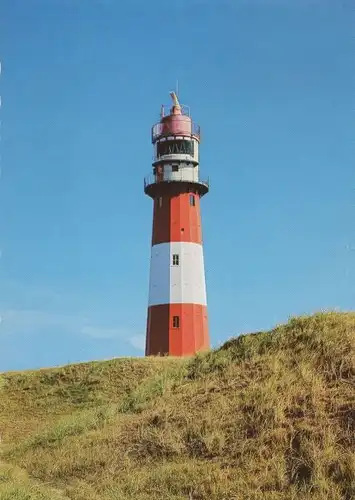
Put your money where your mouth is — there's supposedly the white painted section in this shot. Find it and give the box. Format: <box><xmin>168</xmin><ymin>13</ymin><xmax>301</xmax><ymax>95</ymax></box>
<box><xmin>160</xmin><ymin>136</ymin><xmax>188</xmax><ymax>141</ymax></box>
<box><xmin>148</xmin><ymin>242</ymin><xmax>207</xmax><ymax>306</ymax></box>
<box><xmin>160</xmin><ymin>136</ymin><xmax>200</xmax><ymax>143</ymax></box>
<box><xmin>163</xmin><ymin>163</ymin><xmax>199</xmax><ymax>183</ymax></box>
<box><xmin>157</xmin><ymin>153</ymin><xmax>195</xmax><ymax>163</ymax></box>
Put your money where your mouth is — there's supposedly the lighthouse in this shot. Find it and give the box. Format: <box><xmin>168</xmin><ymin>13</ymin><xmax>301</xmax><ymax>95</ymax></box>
<box><xmin>144</xmin><ymin>92</ymin><xmax>210</xmax><ymax>356</ymax></box>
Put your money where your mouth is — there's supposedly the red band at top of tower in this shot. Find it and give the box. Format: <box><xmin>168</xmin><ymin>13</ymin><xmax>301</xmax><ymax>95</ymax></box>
<box><xmin>151</xmin><ymin>92</ymin><xmax>200</xmax><ymax>143</ymax></box>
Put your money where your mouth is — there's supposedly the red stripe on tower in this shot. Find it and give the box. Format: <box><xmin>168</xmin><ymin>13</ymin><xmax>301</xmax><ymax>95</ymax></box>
<box><xmin>144</xmin><ymin>92</ymin><xmax>210</xmax><ymax>357</ymax></box>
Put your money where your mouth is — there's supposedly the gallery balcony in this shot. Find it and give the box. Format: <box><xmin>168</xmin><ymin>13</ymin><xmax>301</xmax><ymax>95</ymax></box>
<box><xmin>144</xmin><ymin>172</ymin><xmax>209</xmax><ymax>199</ymax></box>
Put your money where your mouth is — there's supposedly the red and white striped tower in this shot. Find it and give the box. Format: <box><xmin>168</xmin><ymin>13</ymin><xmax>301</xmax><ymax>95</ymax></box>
<box><xmin>144</xmin><ymin>92</ymin><xmax>210</xmax><ymax>356</ymax></box>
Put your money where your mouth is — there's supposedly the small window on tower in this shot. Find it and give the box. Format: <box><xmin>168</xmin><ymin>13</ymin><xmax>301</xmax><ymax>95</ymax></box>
<box><xmin>189</xmin><ymin>194</ymin><xmax>195</xmax><ymax>206</ymax></box>
<box><xmin>172</xmin><ymin>165</ymin><xmax>179</xmax><ymax>172</ymax></box>
<box><xmin>173</xmin><ymin>315</ymin><xmax>180</xmax><ymax>328</ymax></box>
<box><xmin>172</xmin><ymin>254</ymin><xmax>180</xmax><ymax>266</ymax></box>
<box><xmin>158</xmin><ymin>197</ymin><xmax>163</xmax><ymax>208</ymax></box>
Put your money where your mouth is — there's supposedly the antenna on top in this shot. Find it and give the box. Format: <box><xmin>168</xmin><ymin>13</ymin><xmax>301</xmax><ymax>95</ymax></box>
<box><xmin>176</xmin><ymin>79</ymin><xmax>179</xmax><ymax>98</ymax></box>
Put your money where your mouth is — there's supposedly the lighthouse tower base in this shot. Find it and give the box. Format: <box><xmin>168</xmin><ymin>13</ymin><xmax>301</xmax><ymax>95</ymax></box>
<box><xmin>146</xmin><ymin>304</ymin><xmax>209</xmax><ymax>356</ymax></box>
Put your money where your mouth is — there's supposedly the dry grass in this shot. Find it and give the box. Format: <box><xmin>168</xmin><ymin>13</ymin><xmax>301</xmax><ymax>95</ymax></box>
<box><xmin>0</xmin><ymin>312</ymin><xmax>354</xmax><ymax>499</ymax></box>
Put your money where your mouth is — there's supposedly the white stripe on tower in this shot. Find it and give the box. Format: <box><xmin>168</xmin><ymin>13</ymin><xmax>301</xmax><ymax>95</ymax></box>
<box><xmin>148</xmin><ymin>242</ymin><xmax>207</xmax><ymax>306</ymax></box>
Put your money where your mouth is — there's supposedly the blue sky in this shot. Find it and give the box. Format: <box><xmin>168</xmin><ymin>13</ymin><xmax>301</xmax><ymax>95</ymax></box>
<box><xmin>0</xmin><ymin>0</ymin><xmax>354</xmax><ymax>371</ymax></box>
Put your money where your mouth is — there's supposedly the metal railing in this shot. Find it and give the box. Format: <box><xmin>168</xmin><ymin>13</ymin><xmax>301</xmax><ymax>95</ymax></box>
<box><xmin>144</xmin><ymin>172</ymin><xmax>209</xmax><ymax>191</ymax></box>
<box><xmin>151</xmin><ymin>121</ymin><xmax>201</xmax><ymax>142</ymax></box>
<box><xmin>160</xmin><ymin>103</ymin><xmax>191</xmax><ymax>117</ymax></box>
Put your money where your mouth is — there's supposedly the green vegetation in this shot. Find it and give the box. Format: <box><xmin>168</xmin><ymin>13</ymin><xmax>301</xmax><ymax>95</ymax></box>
<box><xmin>0</xmin><ymin>312</ymin><xmax>354</xmax><ymax>499</ymax></box>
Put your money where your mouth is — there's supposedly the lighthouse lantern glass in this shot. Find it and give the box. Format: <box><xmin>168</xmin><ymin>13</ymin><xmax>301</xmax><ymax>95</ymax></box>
<box><xmin>157</xmin><ymin>139</ymin><xmax>194</xmax><ymax>158</ymax></box>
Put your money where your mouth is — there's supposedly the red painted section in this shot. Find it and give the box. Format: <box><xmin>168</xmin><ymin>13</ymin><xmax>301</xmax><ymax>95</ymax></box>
<box><xmin>161</xmin><ymin>114</ymin><xmax>193</xmax><ymax>137</ymax></box>
<box><xmin>146</xmin><ymin>304</ymin><xmax>209</xmax><ymax>356</ymax></box>
<box><xmin>152</xmin><ymin>192</ymin><xmax>202</xmax><ymax>245</ymax></box>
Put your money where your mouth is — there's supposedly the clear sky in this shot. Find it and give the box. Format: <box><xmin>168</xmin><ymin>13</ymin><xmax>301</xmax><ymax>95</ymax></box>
<box><xmin>0</xmin><ymin>0</ymin><xmax>354</xmax><ymax>371</ymax></box>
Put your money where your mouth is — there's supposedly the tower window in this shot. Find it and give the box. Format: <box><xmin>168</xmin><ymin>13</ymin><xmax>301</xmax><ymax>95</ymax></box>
<box><xmin>172</xmin><ymin>165</ymin><xmax>179</xmax><ymax>172</ymax></box>
<box><xmin>172</xmin><ymin>315</ymin><xmax>180</xmax><ymax>328</ymax></box>
<box><xmin>189</xmin><ymin>194</ymin><xmax>195</xmax><ymax>206</ymax></box>
<box><xmin>158</xmin><ymin>197</ymin><xmax>163</xmax><ymax>208</ymax></box>
<box><xmin>172</xmin><ymin>254</ymin><xmax>179</xmax><ymax>266</ymax></box>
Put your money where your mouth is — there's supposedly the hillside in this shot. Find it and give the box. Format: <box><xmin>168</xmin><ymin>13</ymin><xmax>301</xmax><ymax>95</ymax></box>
<box><xmin>0</xmin><ymin>312</ymin><xmax>354</xmax><ymax>500</ymax></box>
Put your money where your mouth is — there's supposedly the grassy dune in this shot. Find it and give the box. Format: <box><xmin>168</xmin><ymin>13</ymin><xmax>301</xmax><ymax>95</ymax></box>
<box><xmin>0</xmin><ymin>312</ymin><xmax>354</xmax><ymax>499</ymax></box>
